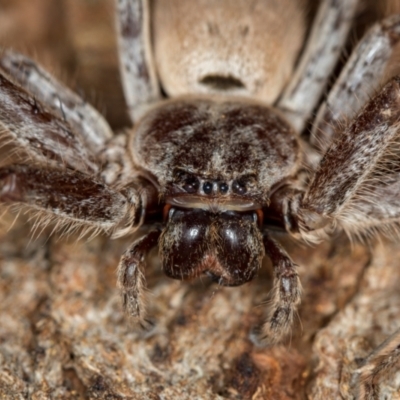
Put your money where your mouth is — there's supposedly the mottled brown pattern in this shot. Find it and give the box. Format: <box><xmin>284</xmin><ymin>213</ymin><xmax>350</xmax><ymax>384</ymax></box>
<box><xmin>118</xmin><ymin>229</ymin><xmax>161</xmax><ymax>319</ymax></box>
<box><xmin>1</xmin><ymin>1</ymin><xmax>400</xmax><ymax>399</ymax></box>
<box><xmin>304</xmin><ymin>77</ymin><xmax>400</xmax><ymax>227</ymax></box>
<box><xmin>311</xmin><ymin>15</ymin><xmax>400</xmax><ymax>152</ymax></box>
<box><xmin>0</xmin><ymin>50</ymin><xmax>113</xmax><ymax>154</ymax></box>
<box><xmin>0</xmin><ymin>166</ymin><xmax>130</xmax><ymax>228</ymax></box>
<box><xmin>116</xmin><ymin>0</ymin><xmax>160</xmax><ymax>121</ymax></box>
<box><xmin>132</xmin><ymin>97</ymin><xmax>300</xmax><ymax>203</ymax></box>
<box><xmin>0</xmin><ymin>218</ymin><xmax>375</xmax><ymax>399</ymax></box>
<box><xmin>277</xmin><ymin>0</ymin><xmax>360</xmax><ymax>131</ymax></box>
<box><xmin>0</xmin><ymin>71</ymin><xmax>98</xmax><ymax>174</ymax></box>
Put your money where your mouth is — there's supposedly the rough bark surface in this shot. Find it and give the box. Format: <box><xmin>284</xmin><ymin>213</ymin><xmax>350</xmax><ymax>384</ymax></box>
<box><xmin>0</xmin><ymin>215</ymin><xmax>379</xmax><ymax>400</ymax></box>
<box><xmin>0</xmin><ymin>1</ymin><xmax>400</xmax><ymax>399</ymax></box>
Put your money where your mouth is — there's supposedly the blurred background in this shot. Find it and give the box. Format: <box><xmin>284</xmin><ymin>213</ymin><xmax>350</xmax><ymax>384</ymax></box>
<box><xmin>0</xmin><ymin>0</ymin><xmax>399</xmax><ymax>134</ymax></box>
<box><xmin>0</xmin><ymin>0</ymin><xmax>131</xmax><ymax>130</ymax></box>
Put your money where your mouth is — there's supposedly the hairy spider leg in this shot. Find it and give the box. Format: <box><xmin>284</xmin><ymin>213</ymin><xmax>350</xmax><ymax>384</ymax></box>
<box><xmin>312</xmin><ymin>15</ymin><xmax>400</xmax><ymax>153</ymax></box>
<box><xmin>352</xmin><ymin>328</ymin><xmax>400</xmax><ymax>399</ymax></box>
<box><xmin>115</xmin><ymin>0</ymin><xmax>160</xmax><ymax>123</ymax></box>
<box><xmin>117</xmin><ymin>229</ymin><xmax>161</xmax><ymax>325</ymax></box>
<box><xmin>0</xmin><ymin>50</ymin><xmax>113</xmax><ymax>154</ymax></box>
<box><xmin>257</xmin><ymin>232</ymin><xmax>301</xmax><ymax>344</ymax></box>
<box><xmin>268</xmin><ymin>76</ymin><xmax>400</xmax><ymax>243</ymax></box>
<box><xmin>0</xmin><ymin>165</ymin><xmax>142</xmax><ymax>238</ymax></box>
<box><xmin>278</xmin><ymin>0</ymin><xmax>360</xmax><ymax>132</ymax></box>
<box><xmin>0</xmin><ymin>71</ymin><xmax>98</xmax><ymax>174</ymax></box>
<box><xmin>300</xmin><ymin>76</ymin><xmax>400</xmax><ymax>239</ymax></box>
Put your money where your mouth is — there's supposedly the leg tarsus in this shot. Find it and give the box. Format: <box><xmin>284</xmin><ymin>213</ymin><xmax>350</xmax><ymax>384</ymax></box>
<box><xmin>117</xmin><ymin>230</ymin><xmax>161</xmax><ymax>323</ymax></box>
<box><xmin>265</xmin><ymin>186</ymin><xmax>330</xmax><ymax>241</ymax></box>
<box><xmin>352</xmin><ymin>328</ymin><xmax>400</xmax><ymax>399</ymax></box>
<box><xmin>264</xmin><ymin>186</ymin><xmax>306</xmax><ymax>234</ymax></box>
<box><xmin>257</xmin><ymin>233</ymin><xmax>302</xmax><ymax>345</ymax></box>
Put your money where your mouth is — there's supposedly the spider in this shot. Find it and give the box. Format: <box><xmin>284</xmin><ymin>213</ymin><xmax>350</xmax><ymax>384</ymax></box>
<box><xmin>1</xmin><ymin>0</ymin><xmax>400</xmax><ymax>397</ymax></box>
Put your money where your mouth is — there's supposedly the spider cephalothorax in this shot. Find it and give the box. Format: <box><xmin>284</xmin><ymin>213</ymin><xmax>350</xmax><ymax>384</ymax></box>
<box><xmin>132</xmin><ymin>98</ymin><xmax>300</xmax><ymax>202</ymax></box>
<box><xmin>1</xmin><ymin>1</ymin><xmax>400</xmax><ymax>396</ymax></box>
<box><xmin>132</xmin><ymin>97</ymin><xmax>299</xmax><ymax>285</ymax></box>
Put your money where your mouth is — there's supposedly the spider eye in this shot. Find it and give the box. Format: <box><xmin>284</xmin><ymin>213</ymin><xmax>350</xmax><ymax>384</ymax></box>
<box><xmin>232</xmin><ymin>179</ymin><xmax>247</xmax><ymax>195</ymax></box>
<box><xmin>219</xmin><ymin>182</ymin><xmax>228</xmax><ymax>193</ymax></box>
<box><xmin>203</xmin><ymin>181</ymin><xmax>213</xmax><ymax>194</ymax></box>
<box><xmin>183</xmin><ymin>176</ymin><xmax>199</xmax><ymax>193</ymax></box>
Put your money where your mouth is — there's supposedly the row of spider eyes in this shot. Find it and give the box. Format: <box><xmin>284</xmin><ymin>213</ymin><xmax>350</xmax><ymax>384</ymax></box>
<box><xmin>182</xmin><ymin>176</ymin><xmax>247</xmax><ymax>195</ymax></box>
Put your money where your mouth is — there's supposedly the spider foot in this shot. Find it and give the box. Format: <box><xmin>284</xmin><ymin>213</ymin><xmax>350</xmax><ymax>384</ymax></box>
<box><xmin>260</xmin><ymin>271</ymin><xmax>302</xmax><ymax>345</ymax></box>
<box><xmin>119</xmin><ymin>251</ymin><xmax>148</xmax><ymax>321</ymax></box>
<box><xmin>117</xmin><ymin>230</ymin><xmax>161</xmax><ymax>324</ymax></box>
<box><xmin>351</xmin><ymin>328</ymin><xmax>400</xmax><ymax>399</ymax></box>
<box><xmin>257</xmin><ymin>233</ymin><xmax>302</xmax><ymax>345</ymax></box>
<box><xmin>261</xmin><ymin>306</ymin><xmax>296</xmax><ymax>345</ymax></box>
